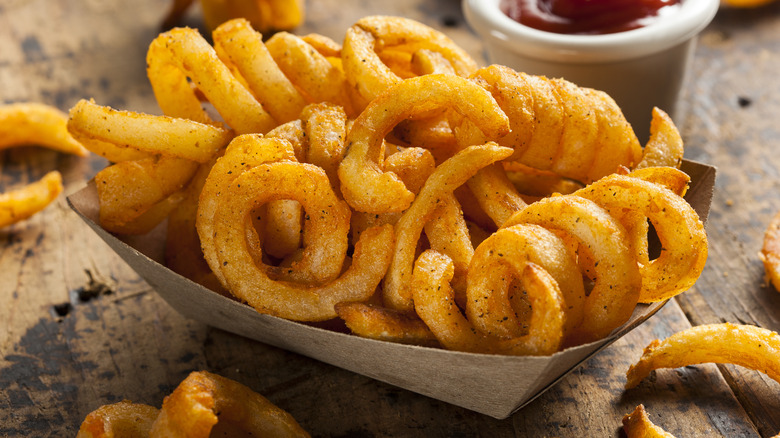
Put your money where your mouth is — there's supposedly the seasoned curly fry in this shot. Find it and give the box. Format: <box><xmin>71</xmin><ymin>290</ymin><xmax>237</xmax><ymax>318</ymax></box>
<box><xmin>466</xmin><ymin>224</ymin><xmax>583</xmax><ymax>343</ymax></box>
<box><xmin>212</xmin><ymin>18</ymin><xmax>308</xmax><ymax>124</ymax></box>
<box><xmin>383</xmin><ymin>144</ymin><xmax>513</xmax><ymax>312</ymax></box>
<box><xmin>338</xmin><ymin>74</ymin><xmax>510</xmax><ymax>214</ymax></box>
<box><xmin>150</xmin><ymin>371</ymin><xmax>310</xmax><ymax>437</ymax></box>
<box><xmin>94</xmin><ymin>156</ymin><xmax>198</xmax><ymax>232</ymax></box>
<box><xmin>0</xmin><ymin>171</ymin><xmax>63</xmax><ymax>228</ymax></box>
<box><xmin>214</xmin><ymin>168</ymin><xmax>393</xmax><ymax>320</ymax></box>
<box><xmin>266</xmin><ymin>31</ymin><xmax>356</xmax><ymax>115</ymax></box>
<box><xmin>79</xmin><ymin>371</ymin><xmax>310</xmax><ymax>437</ymax></box>
<box><xmin>196</xmin><ymin>134</ymin><xmax>298</xmax><ymax>287</ymax></box>
<box><xmin>166</xmin><ymin>155</ymin><xmax>228</xmax><ymax>294</ymax></box>
<box><xmin>574</xmin><ymin>171</ymin><xmax>707</xmax><ymax>303</ymax></box>
<box><xmin>68</xmin><ymin>99</ymin><xmax>232</xmax><ymax>163</ymax></box>
<box><xmin>625</xmin><ymin>323</ymin><xmax>780</xmax><ymax>389</ymax></box>
<box><xmin>0</xmin><ymin>103</ymin><xmax>88</xmax><ymax>156</ymax></box>
<box><xmin>413</xmin><ymin>249</ymin><xmax>565</xmax><ymax>355</ymax></box>
<box><xmin>0</xmin><ymin>103</ymin><xmax>86</xmax><ymax>229</ymax></box>
<box><xmin>635</xmin><ymin>108</ymin><xmax>684</xmax><ymax>169</ymax></box>
<box><xmin>335</xmin><ymin>301</ymin><xmax>439</xmax><ymax>347</ymax></box>
<box><xmin>505</xmin><ymin>195</ymin><xmax>642</xmax><ymax>344</ymax></box>
<box><xmin>76</xmin><ymin>400</ymin><xmax>159</xmax><ymax>438</ymax></box>
<box><xmin>622</xmin><ymin>405</ymin><xmax>676</xmax><ymax>438</ymax></box>
<box><xmin>760</xmin><ymin>210</ymin><xmax>780</xmax><ymax>292</ymax></box>
<box><xmin>147</xmin><ymin>26</ymin><xmax>277</xmax><ymax>133</ymax></box>
<box><xmin>342</xmin><ymin>15</ymin><xmax>477</xmax><ymax>106</ymax></box>
<box><xmin>463</xmin><ymin>65</ymin><xmax>644</xmax><ymax>184</ymax></box>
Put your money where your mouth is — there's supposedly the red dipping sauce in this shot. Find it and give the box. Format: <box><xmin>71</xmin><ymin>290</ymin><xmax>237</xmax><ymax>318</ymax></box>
<box><xmin>500</xmin><ymin>0</ymin><xmax>682</xmax><ymax>35</ymax></box>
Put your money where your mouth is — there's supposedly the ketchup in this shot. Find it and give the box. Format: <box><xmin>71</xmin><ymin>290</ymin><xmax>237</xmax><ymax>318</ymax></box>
<box><xmin>500</xmin><ymin>0</ymin><xmax>682</xmax><ymax>35</ymax></box>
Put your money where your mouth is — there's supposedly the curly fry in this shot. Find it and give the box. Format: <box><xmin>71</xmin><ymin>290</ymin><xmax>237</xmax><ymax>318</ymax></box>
<box><xmin>574</xmin><ymin>171</ymin><xmax>707</xmax><ymax>303</ymax></box>
<box><xmin>622</xmin><ymin>405</ymin><xmax>676</xmax><ymax>438</ymax></box>
<box><xmin>0</xmin><ymin>103</ymin><xmax>84</xmax><ymax>229</ymax></box>
<box><xmin>152</xmin><ymin>371</ymin><xmax>310</xmax><ymax>437</ymax></box>
<box><xmin>212</xmin><ymin>18</ymin><xmax>308</xmax><ymax>124</ymax></box>
<box><xmin>77</xmin><ymin>400</ymin><xmax>159</xmax><ymax>438</ymax></box>
<box><xmin>464</xmin><ymin>65</ymin><xmax>643</xmax><ymax>184</ymax></box>
<box><xmin>94</xmin><ymin>156</ymin><xmax>198</xmax><ymax>232</ymax></box>
<box><xmin>338</xmin><ymin>74</ymin><xmax>510</xmax><ymax>214</ymax></box>
<box><xmin>335</xmin><ymin>301</ymin><xmax>439</xmax><ymax>347</ymax></box>
<box><xmin>465</xmin><ymin>224</ymin><xmax>585</xmax><ymax>342</ymax></box>
<box><xmin>196</xmin><ymin>134</ymin><xmax>299</xmax><ymax>286</ymax></box>
<box><xmin>68</xmin><ymin>99</ymin><xmax>232</xmax><ymax>163</ymax></box>
<box><xmin>0</xmin><ymin>103</ymin><xmax>88</xmax><ymax>156</ymax></box>
<box><xmin>383</xmin><ymin>144</ymin><xmax>513</xmax><ymax>312</ymax></box>
<box><xmin>635</xmin><ymin>108</ymin><xmax>684</xmax><ymax>169</ymax></box>
<box><xmin>166</xmin><ymin>154</ymin><xmax>228</xmax><ymax>294</ymax></box>
<box><xmin>625</xmin><ymin>323</ymin><xmax>780</xmax><ymax>389</ymax></box>
<box><xmin>147</xmin><ymin>26</ymin><xmax>276</xmax><ymax>134</ymax></box>
<box><xmin>505</xmin><ymin>195</ymin><xmax>642</xmax><ymax>344</ymax></box>
<box><xmin>413</xmin><ymin>249</ymin><xmax>565</xmax><ymax>355</ymax></box>
<box><xmin>0</xmin><ymin>171</ymin><xmax>63</xmax><ymax>228</ymax></box>
<box><xmin>760</xmin><ymin>210</ymin><xmax>780</xmax><ymax>292</ymax></box>
<box><xmin>212</xmin><ymin>161</ymin><xmax>393</xmax><ymax>321</ymax></box>
<box><xmin>266</xmin><ymin>31</ymin><xmax>356</xmax><ymax>115</ymax></box>
<box><xmin>342</xmin><ymin>15</ymin><xmax>477</xmax><ymax>106</ymax></box>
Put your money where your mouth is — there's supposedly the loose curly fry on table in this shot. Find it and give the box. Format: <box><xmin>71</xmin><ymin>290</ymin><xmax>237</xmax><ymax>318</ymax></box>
<box><xmin>78</xmin><ymin>371</ymin><xmax>310</xmax><ymax>437</ymax></box>
<box><xmin>150</xmin><ymin>371</ymin><xmax>310</xmax><ymax>437</ymax></box>
<box><xmin>622</xmin><ymin>405</ymin><xmax>676</xmax><ymax>438</ymax></box>
<box><xmin>1</xmin><ymin>103</ymin><xmax>88</xmax><ymax>157</ymax></box>
<box><xmin>760</xmin><ymin>210</ymin><xmax>780</xmax><ymax>292</ymax></box>
<box><xmin>625</xmin><ymin>323</ymin><xmax>780</xmax><ymax>389</ymax></box>
<box><xmin>623</xmin><ymin>403</ymin><xmax>780</xmax><ymax>438</ymax></box>
<box><xmin>0</xmin><ymin>103</ymin><xmax>88</xmax><ymax>228</ymax></box>
<box><xmin>0</xmin><ymin>171</ymin><xmax>63</xmax><ymax>229</ymax></box>
<box><xmin>77</xmin><ymin>400</ymin><xmax>159</xmax><ymax>438</ymax></box>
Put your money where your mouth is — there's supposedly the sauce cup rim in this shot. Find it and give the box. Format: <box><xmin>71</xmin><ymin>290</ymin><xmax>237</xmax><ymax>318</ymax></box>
<box><xmin>463</xmin><ymin>0</ymin><xmax>720</xmax><ymax>63</ymax></box>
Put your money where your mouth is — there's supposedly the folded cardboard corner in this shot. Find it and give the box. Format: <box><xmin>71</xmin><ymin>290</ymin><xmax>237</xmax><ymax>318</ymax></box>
<box><xmin>67</xmin><ymin>159</ymin><xmax>715</xmax><ymax>419</ymax></box>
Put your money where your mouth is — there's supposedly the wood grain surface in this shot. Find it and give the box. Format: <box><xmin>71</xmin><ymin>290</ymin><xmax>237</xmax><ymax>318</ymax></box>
<box><xmin>1</xmin><ymin>0</ymin><xmax>779</xmax><ymax>436</ymax></box>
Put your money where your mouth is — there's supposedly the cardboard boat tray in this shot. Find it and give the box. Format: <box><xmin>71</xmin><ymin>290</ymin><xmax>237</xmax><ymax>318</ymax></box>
<box><xmin>67</xmin><ymin>159</ymin><xmax>715</xmax><ymax>419</ymax></box>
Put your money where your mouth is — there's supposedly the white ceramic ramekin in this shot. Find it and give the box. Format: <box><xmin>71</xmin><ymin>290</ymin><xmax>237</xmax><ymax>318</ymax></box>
<box><xmin>463</xmin><ymin>0</ymin><xmax>719</xmax><ymax>141</ymax></box>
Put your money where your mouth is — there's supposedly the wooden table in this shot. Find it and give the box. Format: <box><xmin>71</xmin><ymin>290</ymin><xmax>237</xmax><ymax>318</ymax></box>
<box><xmin>1</xmin><ymin>0</ymin><xmax>779</xmax><ymax>436</ymax></box>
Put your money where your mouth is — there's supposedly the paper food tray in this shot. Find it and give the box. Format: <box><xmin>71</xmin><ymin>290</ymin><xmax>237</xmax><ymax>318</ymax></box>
<box><xmin>67</xmin><ymin>159</ymin><xmax>715</xmax><ymax>419</ymax></box>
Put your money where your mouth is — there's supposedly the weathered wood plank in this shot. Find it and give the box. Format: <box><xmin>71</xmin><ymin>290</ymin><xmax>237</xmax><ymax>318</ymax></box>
<box><xmin>673</xmin><ymin>5</ymin><xmax>780</xmax><ymax>437</ymax></box>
